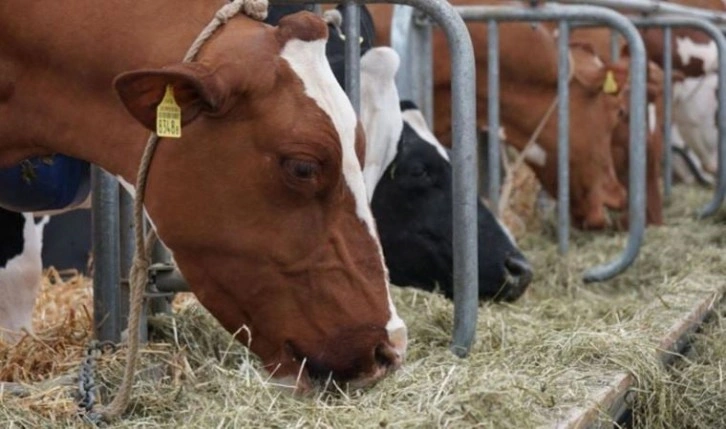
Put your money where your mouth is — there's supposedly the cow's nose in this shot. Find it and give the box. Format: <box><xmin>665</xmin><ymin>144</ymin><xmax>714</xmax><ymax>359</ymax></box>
<box><xmin>374</xmin><ymin>342</ymin><xmax>403</xmax><ymax>371</ymax></box>
<box><xmin>505</xmin><ymin>255</ymin><xmax>533</xmax><ymax>289</ymax></box>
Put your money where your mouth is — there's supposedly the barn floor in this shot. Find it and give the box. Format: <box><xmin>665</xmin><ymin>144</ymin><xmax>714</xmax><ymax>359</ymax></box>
<box><xmin>1</xmin><ymin>185</ymin><xmax>725</xmax><ymax>428</ymax></box>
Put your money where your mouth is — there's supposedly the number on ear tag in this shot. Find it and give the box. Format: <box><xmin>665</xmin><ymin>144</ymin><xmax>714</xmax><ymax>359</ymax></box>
<box><xmin>156</xmin><ymin>85</ymin><xmax>182</xmax><ymax>138</ymax></box>
<box><xmin>603</xmin><ymin>70</ymin><xmax>618</xmax><ymax>94</ymax></box>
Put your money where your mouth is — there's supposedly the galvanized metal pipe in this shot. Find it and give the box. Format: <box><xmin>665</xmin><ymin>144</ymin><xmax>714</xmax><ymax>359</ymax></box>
<box><xmin>487</xmin><ymin>21</ymin><xmax>500</xmax><ymax>214</ymax></box>
<box><xmin>630</xmin><ymin>16</ymin><xmax>726</xmax><ymax>217</ymax></box>
<box><xmin>553</xmin><ymin>0</ymin><xmax>726</xmax><ymax>24</ymax></box>
<box><xmin>118</xmin><ymin>186</ymin><xmax>134</xmax><ymax>335</ymax></box>
<box><xmin>414</xmin><ymin>9</ymin><xmax>435</xmax><ymax>127</ymax></box>
<box><xmin>391</xmin><ymin>6</ymin><xmax>435</xmax><ymax>126</ymax></box>
<box><xmin>456</xmin><ymin>3</ymin><xmax>648</xmax><ymax>282</ymax></box>
<box><xmin>557</xmin><ymin>21</ymin><xmax>570</xmax><ymax>255</ymax></box>
<box><xmin>91</xmin><ymin>167</ymin><xmax>121</xmax><ymax>343</ymax></box>
<box><xmin>662</xmin><ymin>26</ymin><xmax>673</xmax><ymax>199</ymax></box>
<box><xmin>343</xmin><ymin>2</ymin><xmax>361</xmax><ymax>113</ymax></box>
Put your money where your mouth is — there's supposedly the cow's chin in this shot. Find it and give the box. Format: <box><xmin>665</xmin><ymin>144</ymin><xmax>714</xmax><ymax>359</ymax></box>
<box><xmin>263</xmin><ymin>343</ymin><xmax>397</xmax><ymax>395</ymax></box>
<box><xmin>266</xmin><ymin>364</ymin><xmax>392</xmax><ymax>395</ymax></box>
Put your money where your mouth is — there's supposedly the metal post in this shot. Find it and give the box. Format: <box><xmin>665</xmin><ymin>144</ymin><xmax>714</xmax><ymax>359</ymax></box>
<box><xmin>456</xmin><ymin>3</ymin><xmax>647</xmax><ymax>282</ymax></box>
<box><xmin>343</xmin><ymin>2</ymin><xmax>361</xmax><ymax>113</ymax></box>
<box><xmin>118</xmin><ymin>186</ymin><xmax>133</xmax><ymax>336</ymax></box>
<box><xmin>663</xmin><ymin>26</ymin><xmax>673</xmax><ymax>199</ymax></box>
<box><xmin>91</xmin><ymin>167</ymin><xmax>121</xmax><ymax>343</ymax></box>
<box><xmin>414</xmin><ymin>9</ymin><xmax>434</xmax><ymax>126</ymax></box>
<box><xmin>391</xmin><ymin>6</ymin><xmax>435</xmax><ymax>126</ymax></box>
<box><xmin>557</xmin><ymin>21</ymin><xmax>570</xmax><ymax>255</ymax></box>
<box><xmin>488</xmin><ymin>21</ymin><xmax>500</xmax><ymax>213</ymax></box>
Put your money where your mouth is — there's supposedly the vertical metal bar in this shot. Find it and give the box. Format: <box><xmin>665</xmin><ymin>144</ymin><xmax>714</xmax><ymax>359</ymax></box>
<box><xmin>662</xmin><ymin>26</ymin><xmax>673</xmax><ymax>199</ymax></box>
<box><xmin>118</xmin><ymin>186</ymin><xmax>133</xmax><ymax>337</ymax></box>
<box><xmin>557</xmin><ymin>21</ymin><xmax>570</xmax><ymax>255</ymax></box>
<box><xmin>610</xmin><ymin>29</ymin><xmax>620</xmax><ymax>62</ymax></box>
<box><xmin>391</xmin><ymin>0</ymin><xmax>477</xmax><ymax>356</ymax></box>
<box><xmin>343</xmin><ymin>2</ymin><xmax>361</xmax><ymax>113</ymax></box>
<box><xmin>91</xmin><ymin>167</ymin><xmax>121</xmax><ymax>343</ymax></box>
<box><xmin>414</xmin><ymin>10</ymin><xmax>435</xmax><ymax>127</ymax></box>
<box><xmin>584</xmin><ymin>15</ymin><xmax>647</xmax><ymax>282</ymax></box>
<box><xmin>487</xmin><ymin>21</ymin><xmax>500</xmax><ymax>214</ymax></box>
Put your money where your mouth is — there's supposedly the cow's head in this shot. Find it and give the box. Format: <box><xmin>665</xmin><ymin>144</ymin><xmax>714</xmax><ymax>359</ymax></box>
<box><xmin>524</xmin><ymin>42</ymin><xmax>629</xmax><ymax>229</ymax></box>
<box><xmin>360</xmin><ymin>48</ymin><xmax>532</xmax><ymax>302</ymax></box>
<box><xmin>113</xmin><ymin>12</ymin><xmax>406</xmax><ymax>392</ymax></box>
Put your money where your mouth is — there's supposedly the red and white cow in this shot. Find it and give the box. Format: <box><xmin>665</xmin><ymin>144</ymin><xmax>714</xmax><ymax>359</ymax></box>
<box><xmin>0</xmin><ymin>1</ymin><xmax>405</xmax><ymax>391</ymax></box>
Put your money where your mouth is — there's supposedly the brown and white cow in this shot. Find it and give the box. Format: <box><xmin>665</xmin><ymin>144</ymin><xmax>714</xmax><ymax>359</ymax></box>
<box><xmin>561</xmin><ymin>28</ymin><xmax>667</xmax><ymax>227</ymax></box>
<box><xmin>0</xmin><ymin>1</ymin><xmax>406</xmax><ymax>391</ymax></box>
<box><xmin>370</xmin><ymin>1</ymin><xmax>628</xmax><ymax>229</ymax></box>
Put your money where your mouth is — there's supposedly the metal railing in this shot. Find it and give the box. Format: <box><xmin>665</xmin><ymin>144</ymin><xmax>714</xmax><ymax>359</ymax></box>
<box><xmin>451</xmin><ymin>3</ymin><xmax>648</xmax><ymax>281</ymax></box>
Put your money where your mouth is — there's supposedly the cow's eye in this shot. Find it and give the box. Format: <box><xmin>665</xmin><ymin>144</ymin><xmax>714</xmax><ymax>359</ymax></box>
<box><xmin>283</xmin><ymin>158</ymin><xmax>321</xmax><ymax>181</ymax></box>
<box><xmin>409</xmin><ymin>163</ymin><xmax>427</xmax><ymax>178</ymax></box>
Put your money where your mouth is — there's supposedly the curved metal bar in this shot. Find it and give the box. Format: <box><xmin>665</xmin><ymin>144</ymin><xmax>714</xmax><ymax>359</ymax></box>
<box><xmin>554</xmin><ymin>0</ymin><xmax>726</xmax><ymax>24</ymax></box>
<box><xmin>630</xmin><ymin>16</ymin><xmax>726</xmax><ymax>218</ymax></box>
<box><xmin>455</xmin><ymin>3</ymin><xmax>647</xmax><ymax>282</ymax></box>
<box><xmin>293</xmin><ymin>0</ymin><xmax>478</xmax><ymax>356</ymax></box>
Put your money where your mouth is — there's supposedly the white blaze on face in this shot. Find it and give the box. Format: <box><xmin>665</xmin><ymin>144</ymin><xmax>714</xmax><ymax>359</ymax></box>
<box><xmin>0</xmin><ymin>214</ymin><xmax>45</xmax><ymax>340</ymax></box>
<box><xmin>360</xmin><ymin>47</ymin><xmax>404</xmax><ymax>198</ymax></box>
<box><xmin>676</xmin><ymin>37</ymin><xmax>717</xmax><ymax>74</ymax></box>
<box><xmin>648</xmin><ymin>103</ymin><xmax>657</xmax><ymax>135</ymax></box>
<box><xmin>280</xmin><ymin>38</ymin><xmax>406</xmax><ymax>347</ymax></box>
<box><xmin>401</xmin><ymin>108</ymin><xmax>450</xmax><ymax>161</ymax></box>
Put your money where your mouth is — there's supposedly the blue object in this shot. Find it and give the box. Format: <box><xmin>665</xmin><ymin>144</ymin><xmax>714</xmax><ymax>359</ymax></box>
<box><xmin>0</xmin><ymin>155</ymin><xmax>91</xmax><ymax>212</ymax></box>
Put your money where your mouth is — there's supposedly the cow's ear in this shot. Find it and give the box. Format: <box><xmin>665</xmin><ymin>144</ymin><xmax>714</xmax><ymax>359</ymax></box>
<box><xmin>574</xmin><ymin>60</ymin><xmax>627</xmax><ymax>96</ymax></box>
<box><xmin>113</xmin><ymin>63</ymin><xmax>230</xmax><ymax>132</ymax></box>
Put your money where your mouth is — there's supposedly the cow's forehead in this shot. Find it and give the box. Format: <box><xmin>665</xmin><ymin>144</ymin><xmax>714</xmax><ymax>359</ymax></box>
<box><xmin>279</xmin><ymin>38</ymin><xmax>405</xmax><ymax>337</ymax></box>
<box><xmin>401</xmin><ymin>109</ymin><xmax>450</xmax><ymax>162</ymax></box>
<box><xmin>279</xmin><ymin>38</ymin><xmax>373</xmax><ymax>235</ymax></box>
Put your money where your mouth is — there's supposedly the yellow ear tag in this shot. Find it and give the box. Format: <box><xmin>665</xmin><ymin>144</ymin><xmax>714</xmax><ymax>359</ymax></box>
<box><xmin>156</xmin><ymin>85</ymin><xmax>182</xmax><ymax>138</ymax></box>
<box><xmin>603</xmin><ymin>70</ymin><xmax>618</xmax><ymax>94</ymax></box>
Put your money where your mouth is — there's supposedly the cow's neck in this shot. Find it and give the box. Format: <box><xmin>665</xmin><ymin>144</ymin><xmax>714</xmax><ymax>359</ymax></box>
<box><xmin>0</xmin><ymin>0</ymin><xmax>227</xmax><ymax>183</ymax></box>
<box><xmin>492</xmin><ymin>85</ymin><xmax>560</xmax><ymax>151</ymax></box>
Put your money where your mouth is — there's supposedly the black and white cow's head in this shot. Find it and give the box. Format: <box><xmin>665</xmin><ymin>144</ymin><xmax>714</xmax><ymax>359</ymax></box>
<box><xmin>361</xmin><ymin>48</ymin><xmax>533</xmax><ymax>302</ymax></box>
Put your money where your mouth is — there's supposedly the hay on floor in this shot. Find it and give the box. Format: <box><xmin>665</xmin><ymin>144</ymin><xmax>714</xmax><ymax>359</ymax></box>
<box><xmin>0</xmin><ymin>185</ymin><xmax>725</xmax><ymax>428</ymax></box>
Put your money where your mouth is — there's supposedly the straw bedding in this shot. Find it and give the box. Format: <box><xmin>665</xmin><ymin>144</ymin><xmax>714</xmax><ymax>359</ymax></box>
<box><xmin>0</xmin><ymin>185</ymin><xmax>724</xmax><ymax>428</ymax></box>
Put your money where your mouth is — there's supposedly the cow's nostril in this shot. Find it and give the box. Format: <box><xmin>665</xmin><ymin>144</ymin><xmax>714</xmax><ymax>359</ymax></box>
<box><xmin>374</xmin><ymin>343</ymin><xmax>402</xmax><ymax>370</ymax></box>
<box><xmin>504</xmin><ymin>255</ymin><xmax>533</xmax><ymax>287</ymax></box>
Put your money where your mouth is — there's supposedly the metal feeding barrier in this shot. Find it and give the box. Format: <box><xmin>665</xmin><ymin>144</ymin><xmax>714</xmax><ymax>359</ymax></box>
<box><xmin>550</xmin><ymin>0</ymin><xmax>726</xmax><ymax>217</ymax></box>
<box><xmin>395</xmin><ymin>2</ymin><xmax>648</xmax><ymax>280</ymax></box>
<box><xmin>90</xmin><ymin>0</ymin><xmax>481</xmax><ymax>356</ymax></box>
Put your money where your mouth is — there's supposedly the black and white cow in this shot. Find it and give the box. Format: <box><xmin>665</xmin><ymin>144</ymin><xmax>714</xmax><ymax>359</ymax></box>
<box><xmin>360</xmin><ymin>47</ymin><xmax>533</xmax><ymax>301</ymax></box>
<box><xmin>0</xmin><ymin>207</ymin><xmax>47</xmax><ymax>341</ymax></box>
